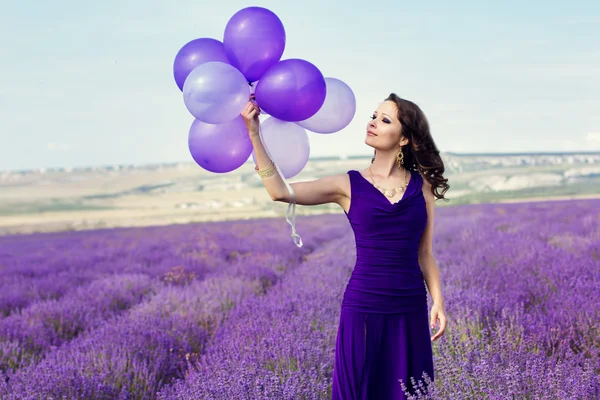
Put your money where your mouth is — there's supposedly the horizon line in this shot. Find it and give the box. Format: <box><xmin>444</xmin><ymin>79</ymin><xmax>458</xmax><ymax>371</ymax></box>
<box><xmin>2</xmin><ymin>150</ymin><xmax>600</xmax><ymax>174</ymax></box>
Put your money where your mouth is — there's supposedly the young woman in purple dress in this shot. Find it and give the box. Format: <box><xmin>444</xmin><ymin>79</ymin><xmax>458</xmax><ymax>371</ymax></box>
<box><xmin>242</xmin><ymin>93</ymin><xmax>449</xmax><ymax>399</ymax></box>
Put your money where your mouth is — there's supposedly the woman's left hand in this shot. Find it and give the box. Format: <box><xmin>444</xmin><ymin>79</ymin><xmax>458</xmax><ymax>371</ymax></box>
<box><xmin>430</xmin><ymin>303</ymin><xmax>448</xmax><ymax>342</ymax></box>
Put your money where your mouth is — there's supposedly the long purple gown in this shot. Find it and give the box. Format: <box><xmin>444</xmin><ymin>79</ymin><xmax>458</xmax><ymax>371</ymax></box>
<box><xmin>332</xmin><ymin>169</ymin><xmax>434</xmax><ymax>400</ymax></box>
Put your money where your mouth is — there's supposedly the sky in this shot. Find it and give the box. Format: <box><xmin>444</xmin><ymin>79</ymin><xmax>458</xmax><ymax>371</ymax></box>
<box><xmin>0</xmin><ymin>0</ymin><xmax>598</xmax><ymax>171</ymax></box>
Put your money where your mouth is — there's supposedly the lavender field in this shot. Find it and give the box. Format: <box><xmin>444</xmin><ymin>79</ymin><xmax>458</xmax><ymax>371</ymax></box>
<box><xmin>0</xmin><ymin>199</ymin><xmax>599</xmax><ymax>399</ymax></box>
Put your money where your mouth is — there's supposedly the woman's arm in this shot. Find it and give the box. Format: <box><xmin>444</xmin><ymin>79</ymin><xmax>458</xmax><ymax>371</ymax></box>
<box><xmin>250</xmin><ymin>134</ymin><xmax>288</xmax><ymax>201</ymax></box>
<box><xmin>418</xmin><ymin>178</ymin><xmax>448</xmax><ymax>341</ymax></box>
<box><xmin>245</xmin><ymin>99</ymin><xmax>349</xmax><ymax>207</ymax></box>
<box><xmin>251</xmin><ymin>134</ymin><xmax>349</xmax><ymax>207</ymax></box>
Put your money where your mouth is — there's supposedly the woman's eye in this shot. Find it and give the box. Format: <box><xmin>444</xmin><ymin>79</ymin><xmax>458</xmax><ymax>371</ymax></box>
<box><xmin>370</xmin><ymin>115</ymin><xmax>390</xmax><ymax>123</ymax></box>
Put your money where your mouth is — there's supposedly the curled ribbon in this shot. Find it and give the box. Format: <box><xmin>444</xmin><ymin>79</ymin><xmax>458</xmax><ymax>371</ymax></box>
<box><xmin>258</xmin><ymin>123</ymin><xmax>303</xmax><ymax>248</ymax></box>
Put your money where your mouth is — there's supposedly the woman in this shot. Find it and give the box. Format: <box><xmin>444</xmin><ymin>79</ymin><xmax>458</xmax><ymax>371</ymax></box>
<box><xmin>242</xmin><ymin>93</ymin><xmax>449</xmax><ymax>399</ymax></box>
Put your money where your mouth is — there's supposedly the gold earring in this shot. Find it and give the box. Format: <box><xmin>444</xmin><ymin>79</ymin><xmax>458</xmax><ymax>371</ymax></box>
<box><xmin>395</xmin><ymin>148</ymin><xmax>404</xmax><ymax>168</ymax></box>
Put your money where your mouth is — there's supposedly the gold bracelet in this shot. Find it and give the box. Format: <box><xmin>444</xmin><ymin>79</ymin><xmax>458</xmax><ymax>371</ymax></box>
<box><xmin>256</xmin><ymin>161</ymin><xmax>277</xmax><ymax>178</ymax></box>
<box><xmin>259</xmin><ymin>163</ymin><xmax>276</xmax><ymax>178</ymax></box>
<box><xmin>260</xmin><ymin>169</ymin><xmax>277</xmax><ymax>179</ymax></box>
<box><xmin>254</xmin><ymin>161</ymin><xmax>274</xmax><ymax>171</ymax></box>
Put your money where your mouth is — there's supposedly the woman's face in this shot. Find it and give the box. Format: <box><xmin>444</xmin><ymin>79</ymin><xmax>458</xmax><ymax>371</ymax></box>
<box><xmin>365</xmin><ymin>100</ymin><xmax>407</xmax><ymax>150</ymax></box>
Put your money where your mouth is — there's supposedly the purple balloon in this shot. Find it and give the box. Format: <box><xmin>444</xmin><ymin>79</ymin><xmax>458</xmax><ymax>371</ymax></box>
<box><xmin>297</xmin><ymin>77</ymin><xmax>356</xmax><ymax>134</ymax></box>
<box><xmin>223</xmin><ymin>7</ymin><xmax>286</xmax><ymax>82</ymax></box>
<box><xmin>188</xmin><ymin>116</ymin><xmax>253</xmax><ymax>173</ymax></box>
<box><xmin>173</xmin><ymin>38</ymin><xmax>229</xmax><ymax>91</ymax></box>
<box><xmin>251</xmin><ymin>117</ymin><xmax>310</xmax><ymax>179</ymax></box>
<box><xmin>183</xmin><ymin>61</ymin><xmax>250</xmax><ymax>124</ymax></box>
<box><xmin>254</xmin><ymin>59</ymin><xmax>326</xmax><ymax>122</ymax></box>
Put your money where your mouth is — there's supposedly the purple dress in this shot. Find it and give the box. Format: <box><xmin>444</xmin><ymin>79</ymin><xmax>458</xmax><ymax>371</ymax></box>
<box><xmin>332</xmin><ymin>169</ymin><xmax>434</xmax><ymax>399</ymax></box>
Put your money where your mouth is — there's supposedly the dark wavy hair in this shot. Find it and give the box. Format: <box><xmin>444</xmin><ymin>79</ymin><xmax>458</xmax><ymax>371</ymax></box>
<box><xmin>372</xmin><ymin>93</ymin><xmax>449</xmax><ymax>201</ymax></box>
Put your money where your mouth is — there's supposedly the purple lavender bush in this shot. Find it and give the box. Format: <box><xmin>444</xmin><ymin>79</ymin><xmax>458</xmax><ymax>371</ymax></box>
<box><xmin>1</xmin><ymin>199</ymin><xmax>599</xmax><ymax>399</ymax></box>
<box><xmin>407</xmin><ymin>199</ymin><xmax>600</xmax><ymax>399</ymax></box>
<box><xmin>0</xmin><ymin>216</ymin><xmax>332</xmax><ymax>319</ymax></box>
<box><xmin>0</xmin><ymin>273</ymin><xmax>156</xmax><ymax>371</ymax></box>
<box><xmin>157</xmin><ymin>233</ymin><xmax>353</xmax><ymax>400</ymax></box>
<box><xmin>159</xmin><ymin>199</ymin><xmax>599</xmax><ymax>400</ymax></box>
<box><xmin>0</xmin><ymin>214</ymin><xmax>348</xmax><ymax>399</ymax></box>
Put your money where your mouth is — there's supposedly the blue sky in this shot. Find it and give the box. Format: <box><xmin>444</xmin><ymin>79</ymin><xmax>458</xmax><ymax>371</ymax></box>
<box><xmin>0</xmin><ymin>0</ymin><xmax>598</xmax><ymax>171</ymax></box>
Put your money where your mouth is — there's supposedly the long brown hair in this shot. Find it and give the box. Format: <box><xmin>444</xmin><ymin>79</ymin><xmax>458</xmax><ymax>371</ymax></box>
<box><xmin>372</xmin><ymin>93</ymin><xmax>449</xmax><ymax>201</ymax></box>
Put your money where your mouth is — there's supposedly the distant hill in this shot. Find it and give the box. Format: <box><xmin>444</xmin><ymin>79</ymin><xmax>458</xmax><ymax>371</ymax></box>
<box><xmin>1</xmin><ymin>151</ymin><xmax>599</xmax><ymax>235</ymax></box>
<box><xmin>2</xmin><ymin>151</ymin><xmax>599</xmax><ymax>174</ymax></box>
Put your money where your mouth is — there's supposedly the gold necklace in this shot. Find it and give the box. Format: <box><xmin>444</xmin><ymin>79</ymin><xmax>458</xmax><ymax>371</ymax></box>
<box><xmin>368</xmin><ymin>165</ymin><xmax>408</xmax><ymax>198</ymax></box>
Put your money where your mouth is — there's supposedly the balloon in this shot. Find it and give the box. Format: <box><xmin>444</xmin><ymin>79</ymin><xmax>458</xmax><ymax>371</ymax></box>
<box><xmin>254</xmin><ymin>59</ymin><xmax>326</xmax><ymax>122</ymax></box>
<box><xmin>188</xmin><ymin>116</ymin><xmax>253</xmax><ymax>173</ymax></box>
<box><xmin>173</xmin><ymin>38</ymin><xmax>230</xmax><ymax>92</ymax></box>
<box><xmin>183</xmin><ymin>61</ymin><xmax>250</xmax><ymax>124</ymax></box>
<box><xmin>296</xmin><ymin>77</ymin><xmax>356</xmax><ymax>134</ymax></box>
<box><xmin>223</xmin><ymin>7</ymin><xmax>286</xmax><ymax>82</ymax></box>
<box><xmin>252</xmin><ymin>117</ymin><xmax>310</xmax><ymax>179</ymax></box>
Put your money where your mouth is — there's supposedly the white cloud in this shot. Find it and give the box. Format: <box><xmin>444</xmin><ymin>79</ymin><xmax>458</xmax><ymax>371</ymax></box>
<box><xmin>47</xmin><ymin>142</ymin><xmax>72</xmax><ymax>151</ymax></box>
<box><xmin>585</xmin><ymin>132</ymin><xmax>600</xmax><ymax>147</ymax></box>
<box><xmin>561</xmin><ymin>16</ymin><xmax>600</xmax><ymax>25</ymax></box>
<box><xmin>440</xmin><ymin>118</ymin><xmax>494</xmax><ymax>126</ymax></box>
<box><xmin>490</xmin><ymin>62</ymin><xmax>599</xmax><ymax>81</ymax></box>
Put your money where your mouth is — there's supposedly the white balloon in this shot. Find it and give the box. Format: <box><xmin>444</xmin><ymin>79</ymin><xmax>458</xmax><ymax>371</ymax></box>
<box><xmin>252</xmin><ymin>117</ymin><xmax>310</xmax><ymax>179</ymax></box>
<box><xmin>183</xmin><ymin>61</ymin><xmax>250</xmax><ymax>124</ymax></box>
<box><xmin>297</xmin><ymin>77</ymin><xmax>356</xmax><ymax>134</ymax></box>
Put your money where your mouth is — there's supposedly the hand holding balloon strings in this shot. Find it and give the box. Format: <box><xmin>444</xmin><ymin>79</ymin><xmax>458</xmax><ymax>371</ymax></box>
<box><xmin>243</xmin><ymin>95</ymin><xmax>260</xmax><ymax>139</ymax></box>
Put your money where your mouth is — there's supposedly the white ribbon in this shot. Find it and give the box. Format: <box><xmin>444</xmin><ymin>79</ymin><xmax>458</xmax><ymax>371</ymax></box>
<box><xmin>258</xmin><ymin>123</ymin><xmax>303</xmax><ymax>248</ymax></box>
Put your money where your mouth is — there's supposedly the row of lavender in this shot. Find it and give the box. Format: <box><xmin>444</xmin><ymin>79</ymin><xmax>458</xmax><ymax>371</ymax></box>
<box><xmin>159</xmin><ymin>199</ymin><xmax>600</xmax><ymax>399</ymax></box>
<box><xmin>0</xmin><ymin>215</ymin><xmax>350</xmax><ymax>398</ymax></box>
<box><xmin>426</xmin><ymin>200</ymin><xmax>600</xmax><ymax>399</ymax></box>
<box><xmin>0</xmin><ymin>216</ymin><xmax>340</xmax><ymax>317</ymax></box>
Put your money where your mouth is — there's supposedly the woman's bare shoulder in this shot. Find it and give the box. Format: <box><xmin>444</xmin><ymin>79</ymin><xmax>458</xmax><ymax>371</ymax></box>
<box><xmin>328</xmin><ymin>172</ymin><xmax>351</xmax><ymax>197</ymax></box>
<box><xmin>317</xmin><ymin>172</ymin><xmax>352</xmax><ymax>201</ymax></box>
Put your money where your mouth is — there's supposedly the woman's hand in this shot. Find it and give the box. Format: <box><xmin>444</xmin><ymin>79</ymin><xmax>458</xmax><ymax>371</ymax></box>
<box><xmin>430</xmin><ymin>303</ymin><xmax>448</xmax><ymax>342</ymax></box>
<box><xmin>241</xmin><ymin>94</ymin><xmax>260</xmax><ymax>139</ymax></box>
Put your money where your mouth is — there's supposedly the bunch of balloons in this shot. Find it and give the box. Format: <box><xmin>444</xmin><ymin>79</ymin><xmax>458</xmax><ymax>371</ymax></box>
<box><xmin>173</xmin><ymin>6</ymin><xmax>356</xmax><ymax>178</ymax></box>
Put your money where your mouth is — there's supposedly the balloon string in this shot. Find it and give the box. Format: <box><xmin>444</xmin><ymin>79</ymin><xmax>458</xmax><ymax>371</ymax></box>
<box><xmin>258</xmin><ymin>123</ymin><xmax>303</xmax><ymax>248</ymax></box>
